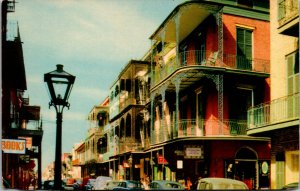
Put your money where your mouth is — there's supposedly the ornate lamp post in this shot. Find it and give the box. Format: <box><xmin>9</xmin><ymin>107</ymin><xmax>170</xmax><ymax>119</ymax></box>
<box><xmin>44</xmin><ymin>64</ymin><xmax>75</xmax><ymax>189</ymax></box>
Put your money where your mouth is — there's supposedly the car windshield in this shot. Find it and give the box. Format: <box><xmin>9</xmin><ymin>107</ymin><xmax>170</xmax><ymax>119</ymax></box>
<box><xmin>165</xmin><ymin>183</ymin><xmax>182</xmax><ymax>188</ymax></box>
<box><xmin>128</xmin><ymin>182</ymin><xmax>140</xmax><ymax>188</ymax></box>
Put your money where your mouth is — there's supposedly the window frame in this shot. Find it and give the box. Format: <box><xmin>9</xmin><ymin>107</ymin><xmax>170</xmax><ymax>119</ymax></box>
<box><xmin>236</xmin><ymin>27</ymin><xmax>253</xmax><ymax>70</ymax></box>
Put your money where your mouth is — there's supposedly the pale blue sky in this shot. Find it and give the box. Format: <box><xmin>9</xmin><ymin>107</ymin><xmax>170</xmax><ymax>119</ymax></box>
<box><xmin>8</xmin><ymin>0</ymin><xmax>184</xmax><ymax>172</ymax></box>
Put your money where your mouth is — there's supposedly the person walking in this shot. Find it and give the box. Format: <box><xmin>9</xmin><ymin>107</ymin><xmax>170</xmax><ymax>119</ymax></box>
<box><xmin>186</xmin><ymin>177</ymin><xmax>192</xmax><ymax>190</ymax></box>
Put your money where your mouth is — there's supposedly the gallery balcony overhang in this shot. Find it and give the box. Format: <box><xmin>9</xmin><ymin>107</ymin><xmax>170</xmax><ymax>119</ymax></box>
<box><xmin>149</xmin><ymin>1</ymin><xmax>221</xmax><ymax>43</ymax></box>
<box><xmin>277</xmin><ymin>0</ymin><xmax>299</xmax><ymax>37</ymax></box>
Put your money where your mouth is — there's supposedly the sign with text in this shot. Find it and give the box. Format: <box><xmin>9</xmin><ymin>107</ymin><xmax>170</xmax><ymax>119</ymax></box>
<box><xmin>18</xmin><ymin>137</ymin><xmax>32</xmax><ymax>149</ymax></box>
<box><xmin>184</xmin><ymin>145</ymin><xmax>204</xmax><ymax>159</ymax></box>
<box><xmin>158</xmin><ymin>155</ymin><xmax>168</xmax><ymax>164</ymax></box>
<box><xmin>2</xmin><ymin>139</ymin><xmax>26</xmax><ymax>154</ymax></box>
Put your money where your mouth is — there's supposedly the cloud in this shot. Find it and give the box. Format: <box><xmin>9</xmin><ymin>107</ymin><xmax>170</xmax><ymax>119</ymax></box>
<box><xmin>14</xmin><ymin>0</ymin><xmax>157</xmax><ymax>64</ymax></box>
<box><xmin>72</xmin><ymin>86</ymin><xmax>109</xmax><ymax>101</ymax></box>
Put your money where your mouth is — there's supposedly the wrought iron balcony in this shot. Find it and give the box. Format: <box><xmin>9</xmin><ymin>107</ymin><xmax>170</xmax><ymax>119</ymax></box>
<box><xmin>247</xmin><ymin>93</ymin><xmax>299</xmax><ymax>129</ymax></box>
<box><xmin>151</xmin><ymin>50</ymin><xmax>270</xmax><ymax>87</ymax></box>
<box><xmin>150</xmin><ymin>118</ymin><xmax>247</xmax><ymax>145</ymax></box>
<box><xmin>118</xmin><ymin>137</ymin><xmax>143</xmax><ymax>154</ymax></box>
<box><xmin>119</xmin><ymin>91</ymin><xmax>136</xmax><ymax>111</ymax></box>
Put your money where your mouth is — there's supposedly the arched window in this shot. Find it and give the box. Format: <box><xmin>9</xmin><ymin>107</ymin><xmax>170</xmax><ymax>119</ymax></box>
<box><xmin>135</xmin><ymin>113</ymin><xmax>143</xmax><ymax>140</ymax></box>
<box><xmin>115</xmin><ymin>85</ymin><xmax>119</xmax><ymax>97</ymax></box>
<box><xmin>126</xmin><ymin>114</ymin><xmax>131</xmax><ymax>137</ymax></box>
<box><xmin>97</xmin><ymin>135</ymin><xmax>108</xmax><ymax>154</ymax></box>
<box><xmin>115</xmin><ymin>126</ymin><xmax>120</xmax><ymax>137</ymax></box>
<box><xmin>120</xmin><ymin>118</ymin><xmax>125</xmax><ymax>138</ymax></box>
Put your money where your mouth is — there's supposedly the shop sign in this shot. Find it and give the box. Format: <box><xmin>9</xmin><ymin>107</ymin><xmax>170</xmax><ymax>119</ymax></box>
<box><xmin>184</xmin><ymin>146</ymin><xmax>203</xmax><ymax>159</ymax></box>
<box><xmin>177</xmin><ymin>160</ymin><xmax>183</xmax><ymax>169</ymax></box>
<box><xmin>261</xmin><ymin>161</ymin><xmax>269</xmax><ymax>174</ymax></box>
<box><xmin>123</xmin><ymin>161</ymin><xmax>130</xmax><ymax>168</ymax></box>
<box><xmin>158</xmin><ymin>155</ymin><xmax>168</xmax><ymax>164</ymax></box>
<box><xmin>18</xmin><ymin>137</ymin><xmax>32</xmax><ymax>149</ymax></box>
<box><xmin>2</xmin><ymin>139</ymin><xmax>26</xmax><ymax>154</ymax></box>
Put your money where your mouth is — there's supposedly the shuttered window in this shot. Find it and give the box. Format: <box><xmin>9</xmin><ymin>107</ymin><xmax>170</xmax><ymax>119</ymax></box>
<box><xmin>236</xmin><ymin>28</ymin><xmax>252</xmax><ymax>70</ymax></box>
<box><xmin>278</xmin><ymin>0</ymin><xmax>285</xmax><ymax>20</ymax></box>
<box><xmin>287</xmin><ymin>51</ymin><xmax>299</xmax><ymax>118</ymax></box>
<box><xmin>287</xmin><ymin>51</ymin><xmax>299</xmax><ymax>95</ymax></box>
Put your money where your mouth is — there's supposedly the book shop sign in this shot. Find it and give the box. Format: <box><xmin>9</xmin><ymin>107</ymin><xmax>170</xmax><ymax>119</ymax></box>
<box><xmin>2</xmin><ymin>139</ymin><xmax>26</xmax><ymax>154</ymax></box>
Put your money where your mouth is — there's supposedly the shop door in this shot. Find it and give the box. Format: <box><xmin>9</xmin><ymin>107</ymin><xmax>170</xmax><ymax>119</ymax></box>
<box><xmin>234</xmin><ymin>160</ymin><xmax>257</xmax><ymax>190</ymax></box>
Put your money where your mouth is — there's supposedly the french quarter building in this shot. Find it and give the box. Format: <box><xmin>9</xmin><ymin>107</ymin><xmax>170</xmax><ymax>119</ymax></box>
<box><xmin>247</xmin><ymin>0</ymin><xmax>299</xmax><ymax>189</ymax></box>
<box><xmin>2</xmin><ymin>0</ymin><xmax>43</xmax><ymax>189</ymax></box>
<box><xmin>86</xmin><ymin>0</ymin><xmax>272</xmax><ymax>190</ymax></box>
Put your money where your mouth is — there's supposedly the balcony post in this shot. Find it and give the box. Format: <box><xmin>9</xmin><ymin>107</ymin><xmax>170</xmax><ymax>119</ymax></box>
<box><xmin>215</xmin><ymin>10</ymin><xmax>223</xmax><ymax>63</ymax></box>
<box><xmin>160</xmin><ymin>84</ymin><xmax>168</xmax><ymax>141</ymax></box>
<box><xmin>150</xmin><ymin>94</ymin><xmax>155</xmax><ymax>144</ymax></box>
<box><xmin>174</xmin><ymin>13</ymin><xmax>181</xmax><ymax>67</ymax></box>
<box><xmin>173</xmin><ymin>76</ymin><xmax>181</xmax><ymax>138</ymax></box>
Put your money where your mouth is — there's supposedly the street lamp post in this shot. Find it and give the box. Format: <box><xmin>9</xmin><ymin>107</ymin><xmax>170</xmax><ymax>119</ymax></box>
<box><xmin>44</xmin><ymin>64</ymin><xmax>75</xmax><ymax>190</ymax></box>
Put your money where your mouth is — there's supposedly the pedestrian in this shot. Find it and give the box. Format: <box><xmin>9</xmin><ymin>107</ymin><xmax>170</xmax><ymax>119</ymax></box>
<box><xmin>186</xmin><ymin>177</ymin><xmax>192</xmax><ymax>190</ymax></box>
<box><xmin>193</xmin><ymin>176</ymin><xmax>201</xmax><ymax>190</ymax></box>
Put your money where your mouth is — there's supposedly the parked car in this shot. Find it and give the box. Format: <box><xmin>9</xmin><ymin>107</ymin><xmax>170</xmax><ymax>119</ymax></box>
<box><xmin>43</xmin><ymin>180</ymin><xmax>54</xmax><ymax>190</ymax></box>
<box><xmin>73</xmin><ymin>178</ymin><xmax>83</xmax><ymax>190</ymax></box>
<box><xmin>73</xmin><ymin>177</ymin><xmax>91</xmax><ymax>190</ymax></box>
<box><xmin>43</xmin><ymin>179</ymin><xmax>66</xmax><ymax>190</ymax></box>
<box><xmin>149</xmin><ymin>180</ymin><xmax>185</xmax><ymax>190</ymax></box>
<box><xmin>281</xmin><ymin>182</ymin><xmax>299</xmax><ymax>190</ymax></box>
<box><xmin>84</xmin><ymin>178</ymin><xmax>96</xmax><ymax>190</ymax></box>
<box><xmin>197</xmin><ymin>178</ymin><xmax>248</xmax><ymax>190</ymax></box>
<box><xmin>104</xmin><ymin>180</ymin><xmax>122</xmax><ymax>190</ymax></box>
<box><xmin>93</xmin><ymin>176</ymin><xmax>113</xmax><ymax>190</ymax></box>
<box><xmin>112</xmin><ymin>180</ymin><xmax>143</xmax><ymax>190</ymax></box>
<box><xmin>64</xmin><ymin>178</ymin><xmax>76</xmax><ymax>190</ymax></box>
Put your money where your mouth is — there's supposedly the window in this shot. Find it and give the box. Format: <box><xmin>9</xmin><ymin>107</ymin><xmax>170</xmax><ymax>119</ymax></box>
<box><xmin>236</xmin><ymin>28</ymin><xmax>252</xmax><ymax>70</ymax></box>
<box><xmin>115</xmin><ymin>85</ymin><xmax>119</xmax><ymax>97</ymax></box>
<box><xmin>287</xmin><ymin>51</ymin><xmax>299</xmax><ymax>118</ymax></box>
<box><xmin>287</xmin><ymin>51</ymin><xmax>299</xmax><ymax>95</ymax></box>
<box><xmin>230</xmin><ymin>87</ymin><xmax>253</xmax><ymax>120</ymax></box>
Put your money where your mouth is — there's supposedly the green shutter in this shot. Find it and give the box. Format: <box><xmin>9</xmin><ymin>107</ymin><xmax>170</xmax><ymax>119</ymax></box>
<box><xmin>236</xmin><ymin>28</ymin><xmax>252</xmax><ymax>70</ymax></box>
<box><xmin>245</xmin><ymin>30</ymin><xmax>252</xmax><ymax>58</ymax></box>
<box><xmin>278</xmin><ymin>0</ymin><xmax>285</xmax><ymax>20</ymax></box>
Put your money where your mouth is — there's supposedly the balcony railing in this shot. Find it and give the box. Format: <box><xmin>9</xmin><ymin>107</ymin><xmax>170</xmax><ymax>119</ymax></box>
<box><xmin>152</xmin><ymin>50</ymin><xmax>270</xmax><ymax>87</ymax></box>
<box><xmin>247</xmin><ymin>93</ymin><xmax>299</xmax><ymax>128</ymax></box>
<box><xmin>150</xmin><ymin>118</ymin><xmax>247</xmax><ymax>145</ymax></box>
<box><xmin>278</xmin><ymin>0</ymin><xmax>299</xmax><ymax>26</ymax></box>
<box><xmin>119</xmin><ymin>91</ymin><xmax>136</xmax><ymax>111</ymax></box>
<box><xmin>119</xmin><ymin>137</ymin><xmax>143</xmax><ymax>154</ymax></box>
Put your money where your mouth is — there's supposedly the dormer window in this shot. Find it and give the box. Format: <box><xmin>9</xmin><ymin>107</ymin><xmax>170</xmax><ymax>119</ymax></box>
<box><xmin>237</xmin><ymin>0</ymin><xmax>253</xmax><ymax>8</ymax></box>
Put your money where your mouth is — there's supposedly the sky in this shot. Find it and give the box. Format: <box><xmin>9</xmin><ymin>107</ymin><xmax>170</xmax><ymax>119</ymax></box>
<box><xmin>8</xmin><ymin>0</ymin><xmax>184</xmax><ymax>173</ymax></box>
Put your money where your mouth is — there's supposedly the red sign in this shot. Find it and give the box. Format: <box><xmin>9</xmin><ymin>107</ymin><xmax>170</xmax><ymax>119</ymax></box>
<box><xmin>158</xmin><ymin>155</ymin><xmax>168</xmax><ymax>164</ymax></box>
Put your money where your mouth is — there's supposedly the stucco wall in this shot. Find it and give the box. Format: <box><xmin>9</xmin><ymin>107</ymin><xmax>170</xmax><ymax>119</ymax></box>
<box><xmin>270</xmin><ymin>1</ymin><xmax>299</xmax><ymax>100</ymax></box>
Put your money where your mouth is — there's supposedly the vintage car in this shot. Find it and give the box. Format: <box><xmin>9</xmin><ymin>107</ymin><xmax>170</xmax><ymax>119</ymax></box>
<box><xmin>149</xmin><ymin>180</ymin><xmax>185</xmax><ymax>190</ymax></box>
<box><xmin>197</xmin><ymin>177</ymin><xmax>249</xmax><ymax>190</ymax></box>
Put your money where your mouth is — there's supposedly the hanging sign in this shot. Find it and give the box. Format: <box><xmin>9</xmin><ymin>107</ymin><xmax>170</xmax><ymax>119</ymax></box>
<box><xmin>18</xmin><ymin>137</ymin><xmax>32</xmax><ymax>149</ymax></box>
<box><xmin>158</xmin><ymin>155</ymin><xmax>168</xmax><ymax>164</ymax></box>
<box><xmin>2</xmin><ymin>139</ymin><xmax>26</xmax><ymax>154</ymax></box>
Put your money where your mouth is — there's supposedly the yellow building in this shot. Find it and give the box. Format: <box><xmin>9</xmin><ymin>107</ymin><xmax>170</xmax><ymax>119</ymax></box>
<box><xmin>247</xmin><ymin>0</ymin><xmax>299</xmax><ymax>189</ymax></box>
